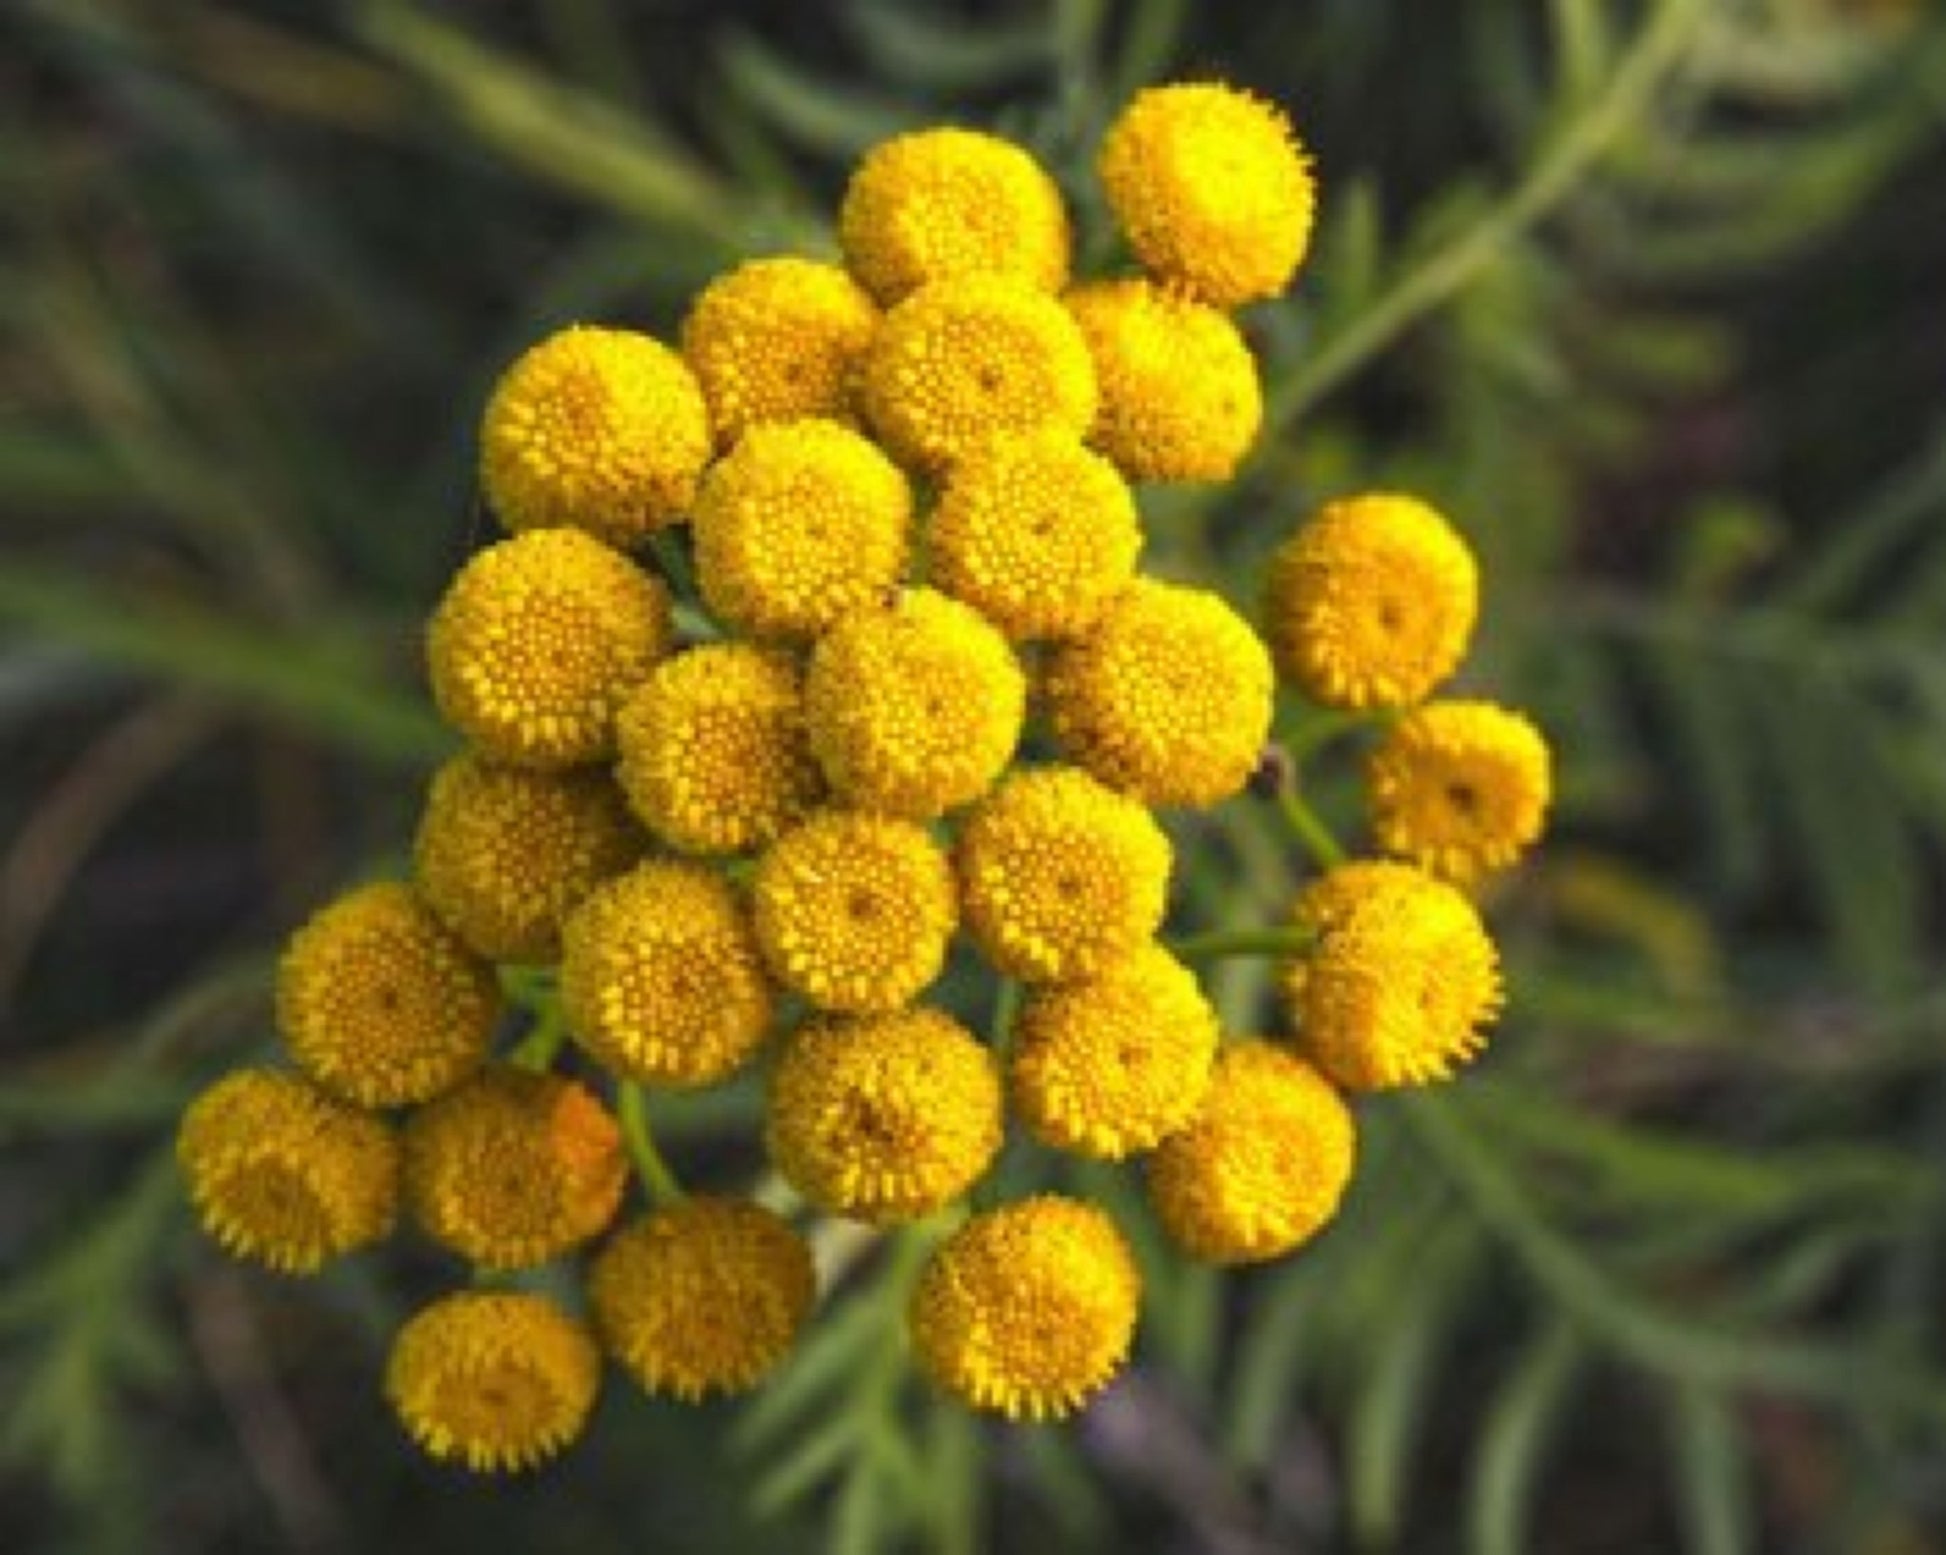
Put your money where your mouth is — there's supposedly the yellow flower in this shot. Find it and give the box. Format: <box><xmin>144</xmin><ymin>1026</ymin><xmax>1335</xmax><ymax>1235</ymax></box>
<box><xmin>839</xmin><ymin>127</ymin><xmax>1070</xmax><ymax>304</ymax></box>
<box><xmin>1367</xmin><ymin>700</ymin><xmax>1552</xmax><ymax>884</ymax></box>
<box><xmin>750</xmin><ymin>811</ymin><xmax>957</xmax><ymax>1015</ymax></box>
<box><xmin>386</xmin><ymin>1291</ymin><xmax>600</xmax><ymax>1472</ymax></box>
<box><xmin>1046</xmin><ymin>578</ymin><xmax>1274</xmax><ymax>807</ymax></box>
<box><xmin>413</xmin><ymin>754</ymin><xmax>643</xmax><ymax>964</ymax></box>
<box><xmin>1282</xmin><ymin>861</ymin><xmax>1503</xmax><ymax>1090</ymax></box>
<box><xmin>862</xmin><ymin>276</ymin><xmax>1097</xmax><ymax>471</ymax></box>
<box><xmin>766</xmin><ymin>1009</ymin><xmax>1002</xmax><ymax>1223</ymax></box>
<box><xmin>957</xmin><ymin>766</ymin><xmax>1172</xmax><ymax>983</ymax></box>
<box><xmin>614</xmin><ymin>644</ymin><xmax>822</xmax><ymax>855</ymax></box>
<box><xmin>929</xmin><ymin>431</ymin><xmax>1142</xmax><ymax>640</ymax></box>
<box><xmin>589</xmin><ymin>1197</ymin><xmax>815</xmax><ymax>1401</ymax></box>
<box><xmin>178</xmin><ymin>1069</ymin><xmax>398</xmax><ymax>1274</ymax></box>
<box><xmin>479</xmin><ymin>325</ymin><xmax>710</xmax><ymax>547</ymax></box>
<box><xmin>680</xmin><ymin>257</ymin><xmax>880</xmax><ymax>448</ymax></box>
<box><xmin>559</xmin><ymin>860</ymin><xmax>774</xmax><ymax>1087</ymax></box>
<box><xmin>908</xmin><ymin>1196</ymin><xmax>1139</xmax><ymax>1420</ymax></box>
<box><xmin>1010</xmin><ymin>944</ymin><xmax>1219</xmax><ymax>1158</ymax></box>
<box><xmin>1066</xmin><ymin>279</ymin><xmax>1262</xmax><ymax>483</ymax></box>
<box><xmin>691</xmin><ymin>419</ymin><xmax>911</xmax><ymax>641</ymax></box>
<box><xmin>403</xmin><ymin>1066</ymin><xmax>625</xmax><ymax>1270</ymax></box>
<box><xmin>1266</xmin><ymin>493</ymin><xmax>1478</xmax><ymax>711</ymax></box>
<box><xmin>1098</xmin><ymin>82</ymin><xmax>1316</xmax><ymax>309</ymax></box>
<box><xmin>276</xmin><ymin>881</ymin><xmax>496</xmax><ymax>1109</ymax></box>
<box><xmin>1147</xmin><ymin>1041</ymin><xmax>1355</xmax><ymax>1265</ymax></box>
<box><xmin>428</xmin><ymin>528</ymin><xmax>671</xmax><ymax>768</ymax></box>
<box><xmin>804</xmin><ymin>589</ymin><xmax>1024</xmax><ymax>821</ymax></box>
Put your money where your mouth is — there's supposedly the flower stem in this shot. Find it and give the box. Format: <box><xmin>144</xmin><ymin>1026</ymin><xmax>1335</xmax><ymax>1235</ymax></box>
<box><xmin>1170</xmin><ymin>926</ymin><xmax>1317</xmax><ymax>963</ymax></box>
<box><xmin>508</xmin><ymin>1002</ymin><xmax>568</xmax><ymax>1071</ymax></box>
<box><xmin>618</xmin><ymin>1082</ymin><xmax>685</xmax><ymax>1204</ymax></box>
<box><xmin>1280</xmin><ymin>788</ymin><xmax>1347</xmax><ymax>870</ymax></box>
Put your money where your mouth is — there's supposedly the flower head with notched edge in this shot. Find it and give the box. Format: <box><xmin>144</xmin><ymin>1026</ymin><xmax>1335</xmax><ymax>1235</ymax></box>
<box><xmin>1148</xmin><ymin>1041</ymin><xmax>1355</xmax><ymax>1264</ymax></box>
<box><xmin>428</xmin><ymin>528</ymin><xmax>670</xmax><ymax>768</ymax></box>
<box><xmin>909</xmin><ymin>1195</ymin><xmax>1139</xmax><ymax>1420</ymax></box>
<box><xmin>560</xmin><ymin>860</ymin><xmax>774</xmax><ymax>1088</ymax></box>
<box><xmin>277</xmin><ymin>881</ymin><xmax>496</xmax><ymax>1108</ymax></box>
<box><xmin>480</xmin><ymin>325</ymin><xmax>710</xmax><ymax>546</ymax></box>
<box><xmin>1367</xmin><ymin>700</ymin><xmax>1552</xmax><ymax>884</ymax></box>
<box><xmin>589</xmin><ymin>1197</ymin><xmax>815</xmax><ymax>1401</ymax></box>
<box><xmin>767</xmin><ymin>1009</ymin><xmax>1002</xmax><ymax>1222</ymax></box>
<box><xmin>1266</xmin><ymin>493</ymin><xmax>1477</xmax><ymax>711</ymax></box>
<box><xmin>178</xmin><ymin>1069</ymin><xmax>398</xmax><ymax>1274</ymax></box>
<box><xmin>386</xmin><ymin>1291</ymin><xmax>600</xmax><ymax>1472</ymax></box>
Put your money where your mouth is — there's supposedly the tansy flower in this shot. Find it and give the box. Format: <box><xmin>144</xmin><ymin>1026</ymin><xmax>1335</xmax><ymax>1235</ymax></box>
<box><xmin>1098</xmin><ymin>82</ymin><xmax>1316</xmax><ymax>309</ymax></box>
<box><xmin>957</xmin><ymin>766</ymin><xmax>1172</xmax><ymax>983</ymax></box>
<box><xmin>691</xmin><ymin>419</ymin><xmax>911</xmax><ymax>641</ymax></box>
<box><xmin>839</xmin><ymin>127</ymin><xmax>1070</xmax><ymax>304</ymax></box>
<box><xmin>1066</xmin><ymin>279</ymin><xmax>1262</xmax><ymax>483</ymax></box>
<box><xmin>589</xmin><ymin>1197</ymin><xmax>815</xmax><ymax>1401</ymax></box>
<box><xmin>751</xmin><ymin>811</ymin><xmax>957</xmax><ymax>1015</ymax></box>
<box><xmin>1266</xmin><ymin>492</ymin><xmax>1478</xmax><ymax>711</ymax></box>
<box><xmin>862</xmin><ymin>275</ymin><xmax>1097</xmax><ymax>471</ymax></box>
<box><xmin>680</xmin><ymin>257</ymin><xmax>879</xmax><ymax>448</ymax></box>
<box><xmin>479</xmin><ymin>325</ymin><xmax>710</xmax><ymax>547</ymax></box>
<box><xmin>414</xmin><ymin>754</ymin><xmax>643</xmax><ymax>965</ymax></box>
<box><xmin>178</xmin><ymin>1069</ymin><xmax>398</xmax><ymax>1274</ymax></box>
<box><xmin>908</xmin><ymin>1196</ymin><xmax>1139</xmax><ymax>1420</ymax></box>
<box><xmin>614</xmin><ymin>643</ymin><xmax>822</xmax><ymax>855</ymax></box>
<box><xmin>427</xmin><ymin>528</ymin><xmax>671</xmax><ymax>768</ymax></box>
<box><xmin>929</xmin><ymin>431</ymin><xmax>1142</xmax><ymax>640</ymax></box>
<box><xmin>1010</xmin><ymin>944</ymin><xmax>1219</xmax><ymax>1158</ymax></box>
<box><xmin>1282</xmin><ymin>861</ymin><xmax>1503</xmax><ymax>1090</ymax></box>
<box><xmin>559</xmin><ymin>860</ymin><xmax>774</xmax><ymax>1088</ymax></box>
<box><xmin>386</xmin><ymin>1291</ymin><xmax>600</xmax><ymax>1472</ymax></box>
<box><xmin>1367</xmin><ymin>700</ymin><xmax>1552</xmax><ymax>884</ymax></box>
<box><xmin>804</xmin><ymin>589</ymin><xmax>1024</xmax><ymax>821</ymax></box>
<box><xmin>1148</xmin><ymin>1041</ymin><xmax>1355</xmax><ymax>1265</ymax></box>
<box><xmin>276</xmin><ymin>881</ymin><xmax>496</xmax><ymax>1108</ymax></box>
<box><xmin>766</xmin><ymin>1009</ymin><xmax>1002</xmax><ymax>1223</ymax></box>
<box><xmin>1046</xmin><ymin>578</ymin><xmax>1273</xmax><ymax>807</ymax></box>
<box><xmin>403</xmin><ymin>1066</ymin><xmax>625</xmax><ymax>1270</ymax></box>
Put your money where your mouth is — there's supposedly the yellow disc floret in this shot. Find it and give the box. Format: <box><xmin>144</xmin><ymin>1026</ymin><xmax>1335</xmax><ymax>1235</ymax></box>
<box><xmin>1148</xmin><ymin>1041</ymin><xmax>1355</xmax><ymax>1265</ymax></box>
<box><xmin>386</xmin><ymin>1291</ymin><xmax>600</xmax><ymax>1473</ymax></box>
<box><xmin>804</xmin><ymin>589</ymin><xmax>1025</xmax><ymax>820</ymax></box>
<box><xmin>1281</xmin><ymin>861</ymin><xmax>1503</xmax><ymax>1090</ymax></box>
<box><xmin>681</xmin><ymin>257</ymin><xmax>880</xmax><ymax>448</ymax></box>
<box><xmin>427</xmin><ymin>528</ymin><xmax>671</xmax><ymax>768</ymax></box>
<box><xmin>691</xmin><ymin>419</ymin><xmax>911</xmax><ymax>641</ymax></box>
<box><xmin>1010</xmin><ymin>944</ymin><xmax>1219</xmax><ymax>1158</ymax></box>
<box><xmin>589</xmin><ymin>1197</ymin><xmax>815</xmax><ymax>1401</ymax></box>
<box><xmin>751</xmin><ymin>811</ymin><xmax>957</xmax><ymax>1015</ymax></box>
<box><xmin>840</xmin><ymin>127</ymin><xmax>1070</xmax><ymax>304</ymax></box>
<box><xmin>479</xmin><ymin>325</ymin><xmax>710</xmax><ymax>546</ymax></box>
<box><xmin>1046</xmin><ymin>578</ymin><xmax>1273</xmax><ymax>807</ymax></box>
<box><xmin>414</xmin><ymin>755</ymin><xmax>643</xmax><ymax>964</ymax></box>
<box><xmin>929</xmin><ymin>431</ymin><xmax>1142</xmax><ymax>640</ymax></box>
<box><xmin>862</xmin><ymin>276</ymin><xmax>1097</xmax><ymax>471</ymax></box>
<box><xmin>957</xmin><ymin>766</ymin><xmax>1172</xmax><ymax>983</ymax></box>
<box><xmin>1266</xmin><ymin>492</ymin><xmax>1479</xmax><ymax>711</ymax></box>
<box><xmin>403</xmin><ymin>1066</ymin><xmax>625</xmax><ymax>1270</ymax></box>
<box><xmin>1099</xmin><ymin>82</ymin><xmax>1316</xmax><ymax>309</ymax></box>
<box><xmin>276</xmin><ymin>881</ymin><xmax>496</xmax><ymax>1108</ymax></box>
<box><xmin>615</xmin><ymin>644</ymin><xmax>822</xmax><ymax>855</ymax></box>
<box><xmin>1066</xmin><ymin>279</ymin><xmax>1262</xmax><ymax>483</ymax></box>
<box><xmin>178</xmin><ymin>1069</ymin><xmax>398</xmax><ymax>1274</ymax></box>
<box><xmin>766</xmin><ymin>1009</ymin><xmax>1002</xmax><ymax>1222</ymax></box>
<box><xmin>559</xmin><ymin>860</ymin><xmax>774</xmax><ymax>1088</ymax></box>
<box><xmin>1366</xmin><ymin>700</ymin><xmax>1552</xmax><ymax>884</ymax></box>
<box><xmin>908</xmin><ymin>1195</ymin><xmax>1139</xmax><ymax>1420</ymax></box>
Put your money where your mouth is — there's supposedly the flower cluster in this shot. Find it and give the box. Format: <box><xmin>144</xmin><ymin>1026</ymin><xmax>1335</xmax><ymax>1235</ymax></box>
<box><xmin>178</xmin><ymin>80</ymin><xmax>1551</xmax><ymax>1469</ymax></box>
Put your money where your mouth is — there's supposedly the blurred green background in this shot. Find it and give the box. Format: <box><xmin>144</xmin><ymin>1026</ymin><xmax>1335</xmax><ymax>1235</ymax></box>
<box><xmin>5</xmin><ymin>1</ymin><xmax>1946</xmax><ymax>1551</ymax></box>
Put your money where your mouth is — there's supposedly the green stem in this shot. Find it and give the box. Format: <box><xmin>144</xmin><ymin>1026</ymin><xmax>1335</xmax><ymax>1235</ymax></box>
<box><xmin>988</xmin><ymin>978</ymin><xmax>1021</xmax><ymax>1066</ymax></box>
<box><xmin>508</xmin><ymin>1002</ymin><xmax>568</xmax><ymax>1071</ymax></box>
<box><xmin>619</xmin><ymin>1082</ymin><xmax>685</xmax><ymax>1204</ymax></box>
<box><xmin>1281</xmin><ymin>707</ymin><xmax>1373</xmax><ymax>767</ymax></box>
<box><xmin>1170</xmin><ymin>926</ymin><xmax>1317</xmax><ymax>964</ymax></box>
<box><xmin>1279</xmin><ymin>789</ymin><xmax>1347</xmax><ymax>870</ymax></box>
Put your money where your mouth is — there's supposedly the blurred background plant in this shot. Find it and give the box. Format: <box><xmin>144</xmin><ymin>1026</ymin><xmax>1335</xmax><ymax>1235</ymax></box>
<box><xmin>4</xmin><ymin>0</ymin><xmax>1945</xmax><ymax>1551</ymax></box>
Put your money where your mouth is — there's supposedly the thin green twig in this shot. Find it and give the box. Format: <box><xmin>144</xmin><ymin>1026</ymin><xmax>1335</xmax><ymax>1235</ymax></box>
<box><xmin>1169</xmin><ymin>926</ymin><xmax>1316</xmax><ymax>963</ymax></box>
<box><xmin>1279</xmin><ymin>789</ymin><xmax>1347</xmax><ymax>869</ymax></box>
<box><xmin>618</xmin><ymin>1082</ymin><xmax>685</xmax><ymax>1204</ymax></box>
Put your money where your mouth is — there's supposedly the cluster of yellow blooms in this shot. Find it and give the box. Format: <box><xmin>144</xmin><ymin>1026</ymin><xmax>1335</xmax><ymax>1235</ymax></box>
<box><xmin>177</xmin><ymin>81</ymin><xmax>1551</xmax><ymax>1468</ymax></box>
